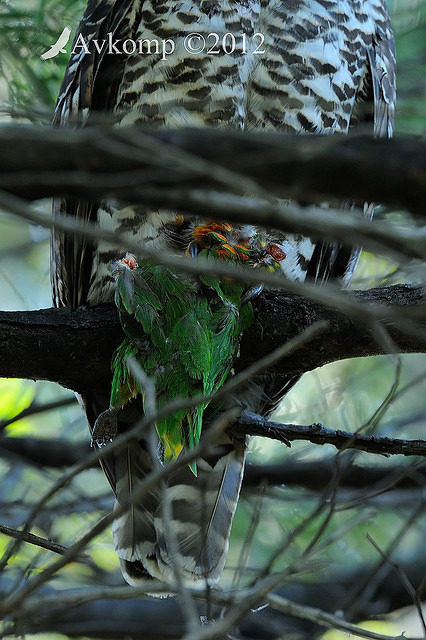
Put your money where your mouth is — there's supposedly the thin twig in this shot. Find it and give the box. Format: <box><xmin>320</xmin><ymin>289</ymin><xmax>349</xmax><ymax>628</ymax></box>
<box><xmin>266</xmin><ymin>593</ymin><xmax>418</xmax><ymax>640</ymax></box>
<box><xmin>0</xmin><ymin>523</ymin><xmax>79</xmax><ymax>558</ymax></box>
<box><xmin>0</xmin><ymin>396</ymin><xmax>76</xmax><ymax>432</ymax></box>
<box><xmin>234</xmin><ymin>410</ymin><xmax>426</xmax><ymax>457</ymax></box>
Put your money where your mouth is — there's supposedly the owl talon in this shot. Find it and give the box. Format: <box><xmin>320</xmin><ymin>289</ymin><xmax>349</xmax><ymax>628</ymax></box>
<box><xmin>241</xmin><ymin>284</ymin><xmax>263</xmax><ymax>305</ymax></box>
<box><xmin>92</xmin><ymin>407</ymin><xmax>119</xmax><ymax>447</ymax></box>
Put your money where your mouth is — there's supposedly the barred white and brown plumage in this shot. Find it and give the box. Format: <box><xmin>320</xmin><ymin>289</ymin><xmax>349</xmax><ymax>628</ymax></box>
<box><xmin>51</xmin><ymin>0</ymin><xmax>396</xmax><ymax>590</ymax></box>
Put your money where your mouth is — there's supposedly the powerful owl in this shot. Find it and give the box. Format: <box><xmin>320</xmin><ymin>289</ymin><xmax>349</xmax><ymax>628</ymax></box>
<box><xmin>51</xmin><ymin>0</ymin><xmax>396</xmax><ymax>590</ymax></box>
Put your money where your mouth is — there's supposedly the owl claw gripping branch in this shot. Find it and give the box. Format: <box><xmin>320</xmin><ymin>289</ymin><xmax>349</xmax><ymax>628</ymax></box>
<box><xmin>92</xmin><ymin>224</ymin><xmax>286</xmax><ymax>464</ymax></box>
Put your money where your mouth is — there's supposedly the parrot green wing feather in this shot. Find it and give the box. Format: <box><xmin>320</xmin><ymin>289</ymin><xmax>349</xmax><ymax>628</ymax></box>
<box><xmin>171</xmin><ymin>309</ymin><xmax>212</xmax><ymax>380</ymax></box>
<box><xmin>110</xmin><ymin>339</ymin><xmax>138</xmax><ymax>409</ymax></box>
<box><xmin>116</xmin><ymin>269</ymin><xmax>162</xmax><ymax>315</ymax></box>
<box><xmin>114</xmin><ymin>267</ymin><xmax>136</xmax><ymax>315</ymax></box>
<box><xmin>106</xmin><ymin>235</ymin><xmax>267</xmax><ymax>468</ymax></box>
<box><xmin>133</xmin><ymin>299</ymin><xmax>160</xmax><ymax>336</ymax></box>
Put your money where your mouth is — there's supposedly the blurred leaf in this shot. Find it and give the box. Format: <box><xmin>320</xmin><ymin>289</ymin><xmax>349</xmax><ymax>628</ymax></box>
<box><xmin>0</xmin><ymin>379</ymin><xmax>35</xmax><ymax>424</ymax></box>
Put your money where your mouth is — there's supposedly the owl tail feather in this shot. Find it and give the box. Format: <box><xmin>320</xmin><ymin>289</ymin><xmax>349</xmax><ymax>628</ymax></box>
<box><xmin>83</xmin><ymin>390</ymin><xmax>246</xmax><ymax>592</ymax></box>
<box><xmin>112</xmin><ymin>430</ymin><xmax>246</xmax><ymax>591</ymax></box>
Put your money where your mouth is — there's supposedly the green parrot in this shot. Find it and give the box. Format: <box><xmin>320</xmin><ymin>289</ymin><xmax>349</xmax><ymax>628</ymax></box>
<box><xmin>92</xmin><ymin>222</ymin><xmax>285</xmax><ymax>471</ymax></box>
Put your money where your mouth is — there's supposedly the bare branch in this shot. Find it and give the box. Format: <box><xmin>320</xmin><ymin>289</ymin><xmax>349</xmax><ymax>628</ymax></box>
<box><xmin>0</xmin><ymin>126</ymin><xmax>425</xmax><ymax>216</ymax></box>
<box><xmin>243</xmin><ymin>459</ymin><xmax>426</xmax><ymax>491</ymax></box>
<box><xmin>0</xmin><ymin>397</ymin><xmax>75</xmax><ymax>432</ymax></box>
<box><xmin>235</xmin><ymin>410</ymin><xmax>426</xmax><ymax>457</ymax></box>
<box><xmin>0</xmin><ymin>523</ymin><xmax>86</xmax><ymax>559</ymax></box>
<box><xmin>0</xmin><ymin>434</ymin><xmax>89</xmax><ymax>468</ymax></box>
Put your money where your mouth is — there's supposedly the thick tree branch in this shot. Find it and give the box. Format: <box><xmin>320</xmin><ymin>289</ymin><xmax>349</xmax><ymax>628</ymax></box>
<box><xmin>0</xmin><ymin>126</ymin><xmax>425</xmax><ymax>216</ymax></box>
<box><xmin>0</xmin><ymin>285</ymin><xmax>424</xmax><ymax>393</ymax></box>
<box><xmin>243</xmin><ymin>458</ymin><xmax>426</xmax><ymax>491</ymax></box>
<box><xmin>0</xmin><ymin>434</ymin><xmax>89</xmax><ymax>468</ymax></box>
<box><xmin>2</xmin><ymin>127</ymin><xmax>426</xmax><ymax>267</ymax></box>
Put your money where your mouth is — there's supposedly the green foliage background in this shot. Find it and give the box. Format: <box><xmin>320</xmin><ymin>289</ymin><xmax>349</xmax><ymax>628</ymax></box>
<box><xmin>0</xmin><ymin>1</ymin><xmax>425</xmax><ymax>638</ymax></box>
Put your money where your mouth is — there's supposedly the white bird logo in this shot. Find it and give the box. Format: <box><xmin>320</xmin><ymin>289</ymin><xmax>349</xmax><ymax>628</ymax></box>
<box><xmin>40</xmin><ymin>26</ymin><xmax>72</xmax><ymax>60</ymax></box>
